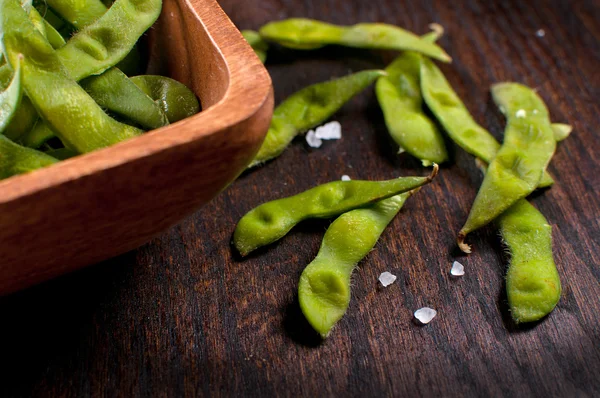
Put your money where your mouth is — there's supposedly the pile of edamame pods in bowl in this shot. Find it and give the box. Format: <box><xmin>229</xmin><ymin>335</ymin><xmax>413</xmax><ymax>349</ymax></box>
<box><xmin>0</xmin><ymin>0</ymin><xmax>200</xmax><ymax>176</ymax></box>
<box><xmin>236</xmin><ymin>19</ymin><xmax>572</xmax><ymax>338</ymax></box>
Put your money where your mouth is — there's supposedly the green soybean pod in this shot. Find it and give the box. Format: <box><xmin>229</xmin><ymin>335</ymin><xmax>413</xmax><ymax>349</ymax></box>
<box><xmin>299</xmin><ymin>191</ymin><xmax>413</xmax><ymax>338</ymax></box>
<box><xmin>498</xmin><ymin>200</ymin><xmax>561</xmax><ymax>323</ymax></box>
<box><xmin>81</xmin><ymin>69</ymin><xmax>170</xmax><ymax>129</ymax></box>
<box><xmin>28</xmin><ymin>7</ymin><xmax>47</xmax><ymax>37</ymax></box>
<box><xmin>1</xmin><ymin>0</ymin><xmax>142</xmax><ymax>153</ymax></box>
<box><xmin>130</xmin><ymin>75</ymin><xmax>200</xmax><ymax>123</ymax></box>
<box><xmin>42</xmin><ymin>19</ymin><xmax>67</xmax><ymax>49</ymax></box>
<box><xmin>44</xmin><ymin>147</ymin><xmax>78</xmax><ymax>160</ymax></box>
<box><xmin>457</xmin><ymin>83</ymin><xmax>556</xmax><ymax>253</ymax></box>
<box><xmin>0</xmin><ymin>55</ymin><xmax>23</xmax><ymax>134</ymax></box>
<box><xmin>19</xmin><ymin>119</ymin><xmax>55</xmax><ymax>148</ymax></box>
<box><xmin>45</xmin><ymin>0</ymin><xmax>108</xmax><ymax>30</ymax></box>
<box><xmin>234</xmin><ymin>166</ymin><xmax>437</xmax><ymax>256</ymax></box>
<box><xmin>56</xmin><ymin>0</ymin><xmax>162</xmax><ymax>81</ymax></box>
<box><xmin>46</xmin><ymin>0</ymin><xmax>143</xmax><ymax>75</ymax></box>
<box><xmin>259</xmin><ymin>19</ymin><xmax>451</xmax><ymax>63</ymax></box>
<box><xmin>250</xmin><ymin>69</ymin><xmax>386</xmax><ymax>168</ymax></box>
<box><xmin>375</xmin><ymin>31</ymin><xmax>448</xmax><ymax>166</ymax></box>
<box><xmin>0</xmin><ymin>134</ymin><xmax>58</xmax><ymax>178</ymax></box>
<box><xmin>420</xmin><ymin>57</ymin><xmax>555</xmax><ymax>188</ymax></box>
<box><xmin>242</xmin><ymin>30</ymin><xmax>269</xmax><ymax>63</ymax></box>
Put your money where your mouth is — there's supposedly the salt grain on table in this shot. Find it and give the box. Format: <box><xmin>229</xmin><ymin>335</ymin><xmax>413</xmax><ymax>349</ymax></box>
<box><xmin>414</xmin><ymin>307</ymin><xmax>437</xmax><ymax>324</ymax></box>
<box><xmin>315</xmin><ymin>121</ymin><xmax>342</xmax><ymax>140</ymax></box>
<box><xmin>450</xmin><ymin>261</ymin><xmax>465</xmax><ymax>276</ymax></box>
<box><xmin>305</xmin><ymin>130</ymin><xmax>322</xmax><ymax>148</ymax></box>
<box><xmin>378</xmin><ymin>272</ymin><xmax>397</xmax><ymax>287</ymax></box>
<box><xmin>341</xmin><ymin>175</ymin><xmax>351</xmax><ymax>181</ymax></box>
<box><xmin>536</xmin><ymin>29</ymin><xmax>545</xmax><ymax>37</ymax></box>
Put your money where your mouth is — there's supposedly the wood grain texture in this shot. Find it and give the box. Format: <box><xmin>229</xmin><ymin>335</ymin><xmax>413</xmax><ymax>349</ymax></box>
<box><xmin>0</xmin><ymin>0</ymin><xmax>272</xmax><ymax>294</ymax></box>
<box><xmin>0</xmin><ymin>0</ymin><xmax>598</xmax><ymax>396</ymax></box>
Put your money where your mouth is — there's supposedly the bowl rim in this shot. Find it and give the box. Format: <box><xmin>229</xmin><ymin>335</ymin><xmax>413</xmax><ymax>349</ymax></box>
<box><xmin>0</xmin><ymin>0</ymin><xmax>272</xmax><ymax>204</ymax></box>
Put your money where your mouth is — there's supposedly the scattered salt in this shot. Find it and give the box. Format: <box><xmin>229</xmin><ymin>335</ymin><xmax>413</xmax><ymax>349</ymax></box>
<box><xmin>536</xmin><ymin>29</ymin><xmax>545</xmax><ymax>37</ymax></box>
<box><xmin>414</xmin><ymin>307</ymin><xmax>437</xmax><ymax>324</ymax></box>
<box><xmin>341</xmin><ymin>175</ymin><xmax>351</xmax><ymax>181</ymax></box>
<box><xmin>450</xmin><ymin>261</ymin><xmax>465</xmax><ymax>276</ymax></box>
<box><xmin>315</xmin><ymin>121</ymin><xmax>342</xmax><ymax>140</ymax></box>
<box><xmin>533</xmin><ymin>109</ymin><xmax>539</xmax><ymax>115</ymax></box>
<box><xmin>305</xmin><ymin>130</ymin><xmax>322</xmax><ymax>148</ymax></box>
<box><xmin>397</xmin><ymin>147</ymin><xmax>406</xmax><ymax>155</ymax></box>
<box><xmin>516</xmin><ymin>109</ymin><xmax>527</xmax><ymax>118</ymax></box>
<box><xmin>378</xmin><ymin>272</ymin><xmax>397</xmax><ymax>287</ymax></box>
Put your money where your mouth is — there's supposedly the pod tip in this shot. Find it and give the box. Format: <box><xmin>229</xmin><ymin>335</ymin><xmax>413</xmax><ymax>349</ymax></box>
<box><xmin>457</xmin><ymin>232</ymin><xmax>472</xmax><ymax>254</ymax></box>
<box><xmin>427</xmin><ymin>163</ymin><xmax>439</xmax><ymax>181</ymax></box>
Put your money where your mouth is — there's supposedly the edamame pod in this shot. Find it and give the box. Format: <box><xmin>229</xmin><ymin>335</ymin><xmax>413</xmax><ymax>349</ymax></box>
<box><xmin>420</xmin><ymin>57</ymin><xmax>556</xmax><ymax>189</ymax></box>
<box><xmin>457</xmin><ymin>83</ymin><xmax>556</xmax><ymax>253</ymax></box>
<box><xmin>375</xmin><ymin>30</ymin><xmax>448</xmax><ymax>166</ymax></box>
<box><xmin>299</xmin><ymin>191</ymin><xmax>413</xmax><ymax>338</ymax></box>
<box><xmin>82</xmin><ymin>69</ymin><xmax>170</xmax><ymax>129</ymax></box>
<box><xmin>259</xmin><ymin>19</ymin><xmax>451</xmax><ymax>63</ymax></box>
<box><xmin>1</xmin><ymin>0</ymin><xmax>142</xmax><ymax>153</ymax></box>
<box><xmin>242</xmin><ymin>30</ymin><xmax>269</xmax><ymax>63</ymax></box>
<box><xmin>19</xmin><ymin>119</ymin><xmax>55</xmax><ymax>148</ymax></box>
<box><xmin>0</xmin><ymin>55</ymin><xmax>23</xmax><ymax>134</ymax></box>
<box><xmin>234</xmin><ymin>166</ymin><xmax>438</xmax><ymax>256</ymax></box>
<box><xmin>56</xmin><ymin>0</ymin><xmax>162</xmax><ymax>81</ymax></box>
<box><xmin>42</xmin><ymin>19</ymin><xmax>67</xmax><ymax>49</ymax></box>
<box><xmin>45</xmin><ymin>0</ymin><xmax>108</xmax><ymax>30</ymax></box>
<box><xmin>498</xmin><ymin>200</ymin><xmax>561</xmax><ymax>323</ymax></box>
<box><xmin>130</xmin><ymin>75</ymin><xmax>200</xmax><ymax>124</ymax></box>
<box><xmin>0</xmin><ymin>134</ymin><xmax>58</xmax><ymax>178</ymax></box>
<box><xmin>250</xmin><ymin>69</ymin><xmax>386</xmax><ymax>167</ymax></box>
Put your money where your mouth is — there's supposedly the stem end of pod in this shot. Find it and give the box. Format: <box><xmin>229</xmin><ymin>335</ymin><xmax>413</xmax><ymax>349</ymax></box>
<box><xmin>427</xmin><ymin>163</ymin><xmax>439</xmax><ymax>182</ymax></box>
<box><xmin>457</xmin><ymin>231</ymin><xmax>472</xmax><ymax>254</ymax></box>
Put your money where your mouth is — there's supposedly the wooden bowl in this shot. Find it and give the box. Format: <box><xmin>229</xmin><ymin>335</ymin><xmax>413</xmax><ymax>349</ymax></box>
<box><xmin>0</xmin><ymin>0</ymin><xmax>273</xmax><ymax>295</ymax></box>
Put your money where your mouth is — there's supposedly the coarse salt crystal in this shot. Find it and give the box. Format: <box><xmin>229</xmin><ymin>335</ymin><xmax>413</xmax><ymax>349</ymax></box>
<box><xmin>315</xmin><ymin>121</ymin><xmax>342</xmax><ymax>140</ymax></box>
<box><xmin>516</xmin><ymin>109</ymin><xmax>527</xmax><ymax>118</ymax></box>
<box><xmin>341</xmin><ymin>175</ymin><xmax>351</xmax><ymax>181</ymax></box>
<box><xmin>378</xmin><ymin>272</ymin><xmax>397</xmax><ymax>287</ymax></box>
<box><xmin>536</xmin><ymin>29</ymin><xmax>545</xmax><ymax>37</ymax></box>
<box><xmin>305</xmin><ymin>130</ymin><xmax>322</xmax><ymax>148</ymax></box>
<box><xmin>414</xmin><ymin>307</ymin><xmax>437</xmax><ymax>324</ymax></box>
<box><xmin>450</xmin><ymin>261</ymin><xmax>465</xmax><ymax>276</ymax></box>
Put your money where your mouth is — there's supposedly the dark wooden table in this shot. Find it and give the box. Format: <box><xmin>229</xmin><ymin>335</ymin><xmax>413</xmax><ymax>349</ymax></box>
<box><xmin>2</xmin><ymin>0</ymin><xmax>599</xmax><ymax>396</ymax></box>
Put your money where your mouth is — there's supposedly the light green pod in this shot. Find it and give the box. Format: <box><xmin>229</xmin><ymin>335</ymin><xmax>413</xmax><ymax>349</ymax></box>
<box><xmin>28</xmin><ymin>7</ymin><xmax>47</xmax><ymax>38</ymax></box>
<box><xmin>19</xmin><ymin>119</ymin><xmax>55</xmax><ymax>148</ymax></box>
<box><xmin>234</xmin><ymin>166</ymin><xmax>437</xmax><ymax>256</ymax></box>
<box><xmin>250</xmin><ymin>69</ymin><xmax>386</xmax><ymax>167</ymax></box>
<box><xmin>81</xmin><ymin>69</ymin><xmax>170</xmax><ymax>129</ymax></box>
<box><xmin>0</xmin><ymin>55</ymin><xmax>23</xmax><ymax>134</ymax></box>
<box><xmin>457</xmin><ymin>83</ymin><xmax>556</xmax><ymax>253</ymax></box>
<box><xmin>45</xmin><ymin>0</ymin><xmax>108</xmax><ymax>30</ymax></box>
<box><xmin>0</xmin><ymin>134</ymin><xmax>58</xmax><ymax>178</ymax></box>
<box><xmin>259</xmin><ymin>19</ymin><xmax>451</xmax><ymax>63</ymax></box>
<box><xmin>1</xmin><ymin>0</ymin><xmax>142</xmax><ymax>153</ymax></box>
<box><xmin>130</xmin><ymin>75</ymin><xmax>200</xmax><ymax>124</ymax></box>
<box><xmin>420</xmin><ymin>57</ymin><xmax>556</xmax><ymax>189</ymax></box>
<box><xmin>299</xmin><ymin>192</ymin><xmax>412</xmax><ymax>338</ymax></box>
<box><xmin>498</xmin><ymin>200</ymin><xmax>561</xmax><ymax>323</ymax></box>
<box><xmin>375</xmin><ymin>31</ymin><xmax>447</xmax><ymax>166</ymax></box>
<box><xmin>242</xmin><ymin>30</ymin><xmax>269</xmax><ymax>63</ymax></box>
<box><xmin>42</xmin><ymin>19</ymin><xmax>67</xmax><ymax>49</ymax></box>
<box><xmin>56</xmin><ymin>0</ymin><xmax>162</xmax><ymax>81</ymax></box>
